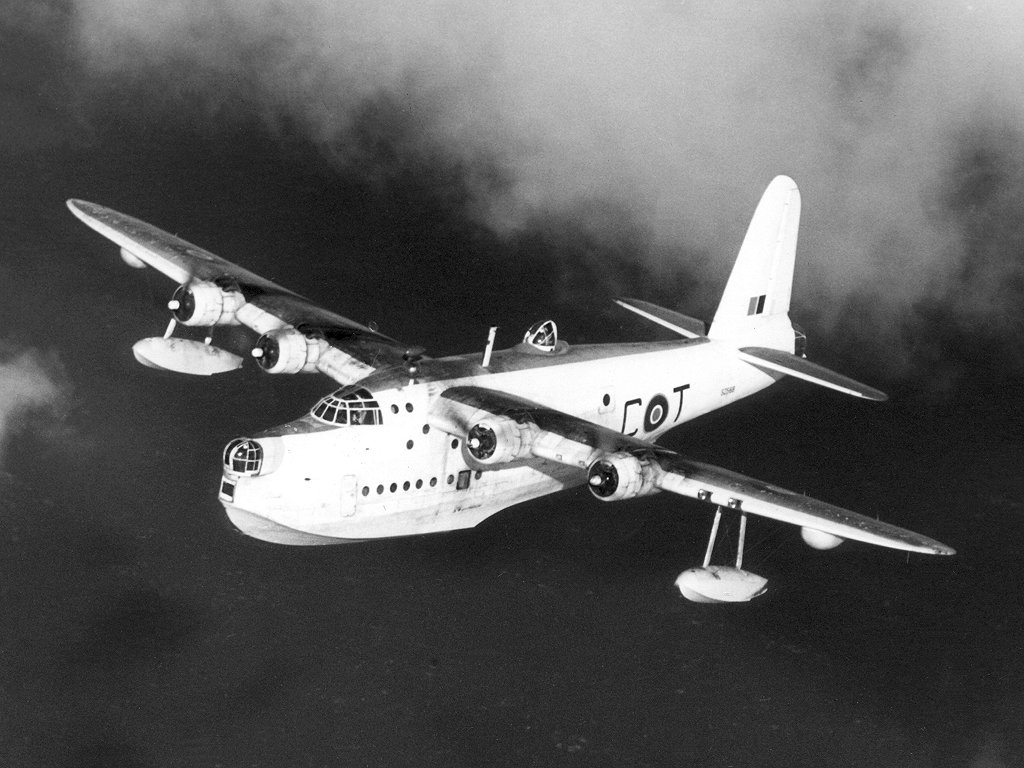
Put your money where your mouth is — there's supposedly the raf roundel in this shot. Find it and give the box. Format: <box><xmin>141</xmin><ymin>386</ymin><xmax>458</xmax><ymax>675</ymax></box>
<box><xmin>643</xmin><ymin>394</ymin><xmax>669</xmax><ymax>433</ymax></box>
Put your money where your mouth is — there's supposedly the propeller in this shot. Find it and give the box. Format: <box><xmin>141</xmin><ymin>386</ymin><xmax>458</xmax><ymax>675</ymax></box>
<box><xmin>587</xmin><ymin>459</ymin><xmax>619</xmax><ymax>497</ymax></box>
<box><xmin>467</xmin><ymin>423</ymin><xmax>498</xmax><ymax>460</ymax></box>
<box><xmin>163</xmin><ymin>266</ymin><xmax>196</xmax><ymax>338</ymax></box>
<box><xmin>403</xmin><ymin>346</ymin><xmax>426</xmax><ymax>378</ymax></box>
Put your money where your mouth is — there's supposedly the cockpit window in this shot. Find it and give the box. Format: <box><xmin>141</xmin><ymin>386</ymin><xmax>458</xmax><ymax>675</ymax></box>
<box><xmin>310</xmin><ymin>387</ymin><xmax>382</xmax><ymax>426</ymax></box>
<box><xmin>524</xmin><ymin>320</ymin><xmax>558</xmax><ymax>352</ymax></box>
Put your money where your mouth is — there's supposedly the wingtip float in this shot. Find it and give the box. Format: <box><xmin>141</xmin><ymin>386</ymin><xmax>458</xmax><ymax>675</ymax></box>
<box><xmin>67</xmin><ymin>177</ymin><xmax>954</xmax><ymax>603</ymax></box>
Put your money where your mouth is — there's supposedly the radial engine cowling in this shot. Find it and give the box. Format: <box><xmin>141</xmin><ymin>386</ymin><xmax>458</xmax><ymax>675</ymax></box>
<box><xmin>252</xmin><ymin>328</ymin><xmax>325</xmax><ymax>374</ymax></box>
<box><xmin>587</xmin><ymin>452</ymin><xmax>659</xmax><ymax>502</ymax></box>
<box><xmin>169</xmin><ymin>281</ymin><xmax>244</xmax><ymax>327</ymax></box>
<box><xmin>464</xmin><ymin>416</ymin><xmax>534</xmax><ymax>465</ymax></box>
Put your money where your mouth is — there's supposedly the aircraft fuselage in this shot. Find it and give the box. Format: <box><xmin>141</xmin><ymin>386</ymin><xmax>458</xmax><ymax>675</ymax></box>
<box><xmin>220</xmin><ymin>337</ymin><xmax>781</xmax><ymax>544</ymax></box>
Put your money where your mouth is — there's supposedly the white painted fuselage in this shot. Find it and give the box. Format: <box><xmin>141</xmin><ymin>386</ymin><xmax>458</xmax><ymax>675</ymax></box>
<box><xmin>220</xmin><ymin>337</ymin><xmax>781</xmax><ymax>544</ymax></box>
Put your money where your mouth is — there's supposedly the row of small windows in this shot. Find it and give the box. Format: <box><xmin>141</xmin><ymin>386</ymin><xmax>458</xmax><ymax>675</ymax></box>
<box><xmin>362</xmin><ymin>470</ymin><xmax>480</xmax><ymax>497</ymax></box>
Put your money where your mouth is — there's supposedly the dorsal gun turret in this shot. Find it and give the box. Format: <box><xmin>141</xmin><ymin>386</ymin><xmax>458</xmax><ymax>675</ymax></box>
<box><xmin>520</xmin><ymin>320</ymin><xmax>567</xmax><ymax>354</ymax></box>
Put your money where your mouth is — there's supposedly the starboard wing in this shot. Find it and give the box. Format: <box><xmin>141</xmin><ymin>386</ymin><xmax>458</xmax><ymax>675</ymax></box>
<box><xmin>67</xmin><ymin>199</ymin><xmax>414</xmax><ymax>381</ymax></box>
<box><xmin>433</xmin><ymin>386</ymin><xmax>954</xmax><ymax>555</ymax></box>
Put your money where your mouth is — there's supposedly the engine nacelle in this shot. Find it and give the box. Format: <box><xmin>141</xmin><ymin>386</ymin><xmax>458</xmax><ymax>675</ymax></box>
<box><xmin>252</xmin><ymin>328</ymin><xmax>324</xmax><ymax>374</ymax></box>
<box><xmin>464</xmin><ymin>416</ymin><xmax>534</xmax><ymax>465</ymax></box>
<box><xmin>168</xmin><ymin>281</ymin><xmax>244</xmax><ymax>327</ymax></box>
<box><xmin>587</xmin><ymin>452</ymin><xmax>659</xmax><ymax>502</ymax></box>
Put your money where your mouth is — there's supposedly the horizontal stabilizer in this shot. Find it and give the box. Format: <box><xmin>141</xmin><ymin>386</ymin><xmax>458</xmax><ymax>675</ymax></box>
<box><xmin>615</xmin><ymin>298</ymin><xmax>706</xmax><ymax>339</ymax></box>
<box><xmin>738</xmin><ymin>346</ymin><xmax>887</xmax><ymax>401</ymax></box>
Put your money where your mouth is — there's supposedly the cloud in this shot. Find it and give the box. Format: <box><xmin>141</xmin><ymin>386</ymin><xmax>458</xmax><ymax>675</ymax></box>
<box><xmin>0</xmin><ymin>344</ymin><xmax>72</xmax><ymax>464</ymax></box>
<box><xmin>61</xmin><ymin>0</ymin><xmax>1024</xmax><ymax>377</ymax></box>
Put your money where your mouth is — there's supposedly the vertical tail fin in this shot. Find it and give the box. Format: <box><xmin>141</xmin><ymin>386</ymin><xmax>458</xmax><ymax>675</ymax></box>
<box><xmin>708</xmin><ymin>176</ymin><xmax>800</xmax><ymax>348</ymax></box>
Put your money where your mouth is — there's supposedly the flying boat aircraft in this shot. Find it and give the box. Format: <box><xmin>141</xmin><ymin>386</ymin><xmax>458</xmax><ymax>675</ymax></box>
<box><xmin>67</xmin><ymin>176</ymin><xmax>954</xmax><ymax>602</ymax></box>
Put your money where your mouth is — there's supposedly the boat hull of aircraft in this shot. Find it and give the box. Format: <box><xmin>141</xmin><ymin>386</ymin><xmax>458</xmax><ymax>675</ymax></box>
<box><xmin>217</xmin><ymin>339</ymin><xmax>781</xmax><ymax>544</ymax></box>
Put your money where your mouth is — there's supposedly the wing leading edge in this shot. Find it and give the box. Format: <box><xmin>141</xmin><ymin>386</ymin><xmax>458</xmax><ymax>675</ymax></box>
<box><xmin>432</xmin><ymin>386</ymin><xmax>954</xmax><ymax>556</ymax></box>
<box><xmin>67</xmin><ymin>199</ymin><xmax>414</xmax><ymax>382</ymax></box>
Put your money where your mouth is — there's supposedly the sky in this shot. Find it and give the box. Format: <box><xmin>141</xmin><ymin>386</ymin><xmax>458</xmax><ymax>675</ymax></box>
<box><xmin>45</xmin><ymin>0</ymin><xmax>1024</xmax><ymax>371</ymax></box>
<box><xmin>1</xmin><ymin>2</ymin><xmax>1024</xmax><ymax>766</ymax></box>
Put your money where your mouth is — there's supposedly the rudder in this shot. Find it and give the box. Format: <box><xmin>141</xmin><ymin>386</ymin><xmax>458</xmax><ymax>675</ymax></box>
<box><xmin>707</xmin><ymin>175</ymin><xmax>800</xmax><ymax>349</ymax></box>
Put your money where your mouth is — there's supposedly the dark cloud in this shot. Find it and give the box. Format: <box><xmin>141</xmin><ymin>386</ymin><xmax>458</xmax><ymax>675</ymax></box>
<box><xmin>49</xmin><ymin>0</ymin><xmax>1024</xmax><ymax>384</ymax></box>
<box><xmin>0</xmin><ymin>4</ymin><xmax>76</xmax><ymax>152</ymax></box>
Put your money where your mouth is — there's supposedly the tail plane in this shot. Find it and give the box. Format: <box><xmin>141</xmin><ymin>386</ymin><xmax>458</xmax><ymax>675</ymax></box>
<box><xmin>618</xmin><ymin>175</ymin><xmax>887</xmax><ymax>401</ymax></box>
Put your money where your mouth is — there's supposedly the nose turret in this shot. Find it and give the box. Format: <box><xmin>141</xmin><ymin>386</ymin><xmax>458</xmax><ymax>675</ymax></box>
<box><xmin>223</xmin><ymin>437</ymin><xmax>284</xmax><ymax>476</ymax></box>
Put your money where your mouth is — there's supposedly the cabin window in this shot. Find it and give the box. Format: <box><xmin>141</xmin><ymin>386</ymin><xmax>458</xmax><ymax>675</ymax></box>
<box><xmin>457</xmin><ymin>470</ymin><xmax>471</xmax><ymax>490</ymax></box>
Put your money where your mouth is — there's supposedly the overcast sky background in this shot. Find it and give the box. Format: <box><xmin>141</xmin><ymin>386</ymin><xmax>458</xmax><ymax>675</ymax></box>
<box><xmin>1</xmin><ymin>2</ymin><xmax>1023</xmax><ymax>767</ymax></box>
